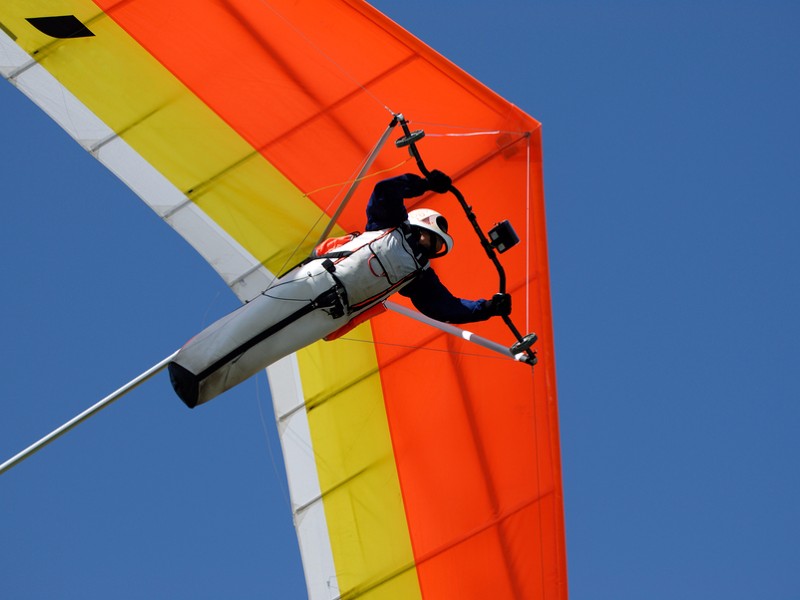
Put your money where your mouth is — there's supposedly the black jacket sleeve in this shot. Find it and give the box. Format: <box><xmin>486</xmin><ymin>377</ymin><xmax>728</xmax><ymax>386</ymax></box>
<box><xmin>366</xmin><ymin>174</ymin><xmax>493</xmax><ymax>324</ymax></box>
<box><xmin>399</xmin><ymin>269</ymin><xmax>493</xmax><ymax>324</ymax></box>
<box><xmin>365</xmin><ymin>174</ymin><xmax>432</xmax><ymax>231</ymax></box>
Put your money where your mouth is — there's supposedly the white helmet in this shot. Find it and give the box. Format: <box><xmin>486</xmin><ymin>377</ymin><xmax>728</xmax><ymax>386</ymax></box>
<box><xmin>408</xmin><ymin>208</ymin><xmax>453</xmax><ymax>258</ymax></box>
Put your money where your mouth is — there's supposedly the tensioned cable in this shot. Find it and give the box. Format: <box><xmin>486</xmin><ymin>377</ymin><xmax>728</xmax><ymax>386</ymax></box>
<box><xmin>227</xmin><ymin>137</ymin><xmax>388</xmax><ymax>295</ymax></box>
<box><xmin>245</xmin><ymin>121</ymin><xmax>532</xmax><ymax>309</ymax></box>
<box><xmin>249</xmin><ymin>129</ymin><xmax>398</xmax><ymax>295</ymax></box>
<box><xmin>301</xmin><ymin>157</ymin><xmax>411</xmax><ymax>201</ymax></box>
<box><xmin>405</xmin><ymin>119</ymin><xmax>532</xmax><ymax>136</ymax></box>
<box><xmin>255</xmin><ymin>0</ymin><xmax>396</xmax><ymax>116</ymax></box>
<box><xmin>311</xmin><ymin>117</ymin><xmax>405</xmax><ymax>248</ymax></box>
<box><xmin>426</xmin><ymin>130</ymin><xmax>503</xmax><ymax>138</ymax></box>
<box><xmin>220</xmin><ymin>0</ymin><xmax>414</xmax><ymax>293</ymax></box>
<box><xmin>526</xmin><ymin>133</ymin><xmax>532</xmax><ymax>334</ymax></box>
<box><xmin>332</xmin><ymin>336</ymin><xmax>515</xmax><ymax>362</ymax></box>
<box><xmin>254</xmin><ymin>372</ymin><xmax>293</xmax><ymax>511</ymax></box>
<box><xmin>232</xmin><ymin>3</ymin><xmax>537</xmax><ymax>299</ymax></box>
<box><xmin>524</xmin><ymin>132</ymin><xmax>546</xmax><ymax>590</ymax></box>
<box><xmin>529</xmin><ymin>343</ymin><xmax>547</xmax><ymax>597</ymax></box>
<box><xmin>420</xmin><ymin>125</ymin><xmax>537</xmax><ymax>356</ymax></box>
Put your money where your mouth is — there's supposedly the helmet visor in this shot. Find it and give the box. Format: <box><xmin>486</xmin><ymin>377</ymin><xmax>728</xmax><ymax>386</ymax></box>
<box><xmin>408</xmin><ymin>209</ymin><xmax>453</xmax><ymax>258</ymax></box>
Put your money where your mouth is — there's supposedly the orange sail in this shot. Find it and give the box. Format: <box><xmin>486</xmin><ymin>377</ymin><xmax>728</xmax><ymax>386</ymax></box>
<box><xmin>0</xmin><ymin>1</ymin><xmax>566</xmax><ymax>597</ymax></box>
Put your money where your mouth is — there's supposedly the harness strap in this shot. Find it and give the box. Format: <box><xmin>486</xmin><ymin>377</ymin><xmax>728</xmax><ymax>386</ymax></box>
<box><xmin>315</xmin><ymin>250</ymin><xmax>354</xmax><ymax>260</ymax></box>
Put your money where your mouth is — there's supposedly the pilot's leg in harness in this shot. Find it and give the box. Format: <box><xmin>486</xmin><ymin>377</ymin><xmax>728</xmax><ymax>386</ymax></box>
<box><xmin>169</xmin><ymin>259</ymin><xmax>349</xmax><ymax>408</ymax></box>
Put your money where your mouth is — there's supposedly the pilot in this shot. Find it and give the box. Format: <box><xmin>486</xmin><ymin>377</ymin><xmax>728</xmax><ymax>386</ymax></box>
<box><xmin>312</xmin><ymin>170</ymin><xmax>511</xmax><ymax>338</ymax></box>
<box><xmin>169</xmin><ymin>170</ymin><xmax>511</xmax><ymax>407</ymax></box>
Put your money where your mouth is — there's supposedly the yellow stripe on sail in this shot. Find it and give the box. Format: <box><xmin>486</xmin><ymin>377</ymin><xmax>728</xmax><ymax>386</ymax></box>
<box><xmin>5</xmin><ymin>1</ymin><xmax>421</xmax><ymax>595</ymax></box>
<box><xmin>298</xmin><ymin>325</ymin><xmax>422</xmax><ymax>600</ymax></box>
<box><xmin>4</xmin><ymin>0</ymin><xmax>318</xmax><ymax>274</ymax></box>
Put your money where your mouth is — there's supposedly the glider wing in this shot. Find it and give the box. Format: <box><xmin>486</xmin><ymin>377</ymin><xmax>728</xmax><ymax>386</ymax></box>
<box><xmin>0</xmin><ymin>2</ymin><xmax>566</xmax><ymax>598</ymax></box>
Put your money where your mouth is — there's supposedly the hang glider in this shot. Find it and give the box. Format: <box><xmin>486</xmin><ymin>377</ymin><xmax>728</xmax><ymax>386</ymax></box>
<box><xmin>0</xmin><ymin>1</ymin><xmax>567</xmax><ymax>598</ymax></box>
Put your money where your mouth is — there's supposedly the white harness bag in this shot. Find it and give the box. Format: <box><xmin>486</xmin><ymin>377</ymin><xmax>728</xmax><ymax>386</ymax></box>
<box><xmin>169</xmin><ymin>226</ymin><xmax>426</xmax><ymax>407</ymax></box>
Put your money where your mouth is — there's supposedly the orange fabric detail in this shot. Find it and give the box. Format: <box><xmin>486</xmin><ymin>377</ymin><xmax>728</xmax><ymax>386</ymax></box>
<box><xmin>313</xmin><ymin>233</ymin><xmax>358</xmax><ymax>257</ymax></box>
<box><xmin>367</xmin><ymin>255</ymin><xmax>385</xmax><ymax>277</ymax></box>
<box><xmin>324</xmin><ymin>302</ymin><xmax>387</xmax><ymax>341</ymax></box>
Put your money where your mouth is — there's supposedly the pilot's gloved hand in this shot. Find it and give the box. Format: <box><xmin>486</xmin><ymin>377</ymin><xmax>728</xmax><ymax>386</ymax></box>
<box><xmin>485</xmin><ymin>293</ymin><xmax>512</xmax><ymax>317</ymax></box>
<box><xmin>426</xmin><ymin>170</ymin><xmax>452</xmax><ymax>194</ymax></box>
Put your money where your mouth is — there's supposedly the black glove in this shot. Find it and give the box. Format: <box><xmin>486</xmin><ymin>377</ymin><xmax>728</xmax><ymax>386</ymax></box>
<box><xmin>485</xmin><ymin>293</ymin><xmax>512</xmax><ymax>317</ymax></box>
<box><xmin>426</xmin><ymin>169</ymin><xmax>452</xmax><ymax>194</ymax></box>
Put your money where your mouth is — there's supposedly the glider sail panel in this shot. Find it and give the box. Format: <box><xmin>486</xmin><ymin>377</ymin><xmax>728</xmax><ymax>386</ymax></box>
<box><xmin>1</xmin><ymin>1</ymin><xmax>566</xmax><ymax>598</ymax></box>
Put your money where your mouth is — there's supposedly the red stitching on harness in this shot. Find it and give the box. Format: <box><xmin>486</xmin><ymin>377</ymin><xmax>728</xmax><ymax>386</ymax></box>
<box><xmin>368</xmin><ymin>255</ymin><xmax>386</xmax><ymax>277</ymax></box>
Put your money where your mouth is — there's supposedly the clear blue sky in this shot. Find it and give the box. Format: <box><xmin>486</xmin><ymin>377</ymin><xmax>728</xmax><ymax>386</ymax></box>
<box><xmin>2</xmin><ymin>2</ymin><xmax>798</xmax><ymax>598</ymax></box>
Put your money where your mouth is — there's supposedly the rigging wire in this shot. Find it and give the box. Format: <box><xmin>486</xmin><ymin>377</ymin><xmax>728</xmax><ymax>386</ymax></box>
<box><xmin>255</xmin><ymin>0</ymin><xmax>395</xmax><ymax>116</ymax></box>
<box><xmin>254</xmin><ymin>371</ymin><xmax>293</xmax><ymax>512</ymax></box>
<box><xmin>200</xmin><ymin>288</ymin><xmax>226</xmax><ymax>329</ymax></box>
<box><xmin>253</xmin><ymin>126</ymin><xmax>405</xmax><ymax>294</ymax></box>
<box><xmin>404</xmin><ymin>119</ymin><xmax>533</xmax><ymax>136</ymax></box>
<box><xmin>300</xmin><ymin>157</ymin><xmax>411</xmax><ymax>200</ymax></box>
<box><xmin>330</xmin><ymin>335</ymin><xmax>517</xmax><ymax>362</ymax></box>
<box><xmin>526</xmin><ymin>133</ymin><xmax>532</xmax><ymax>335</ymax></box>
<box><xmin>528</xmin><ymin>350</ymin><xmax>547</xmax><ymax>598</ymax></box>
